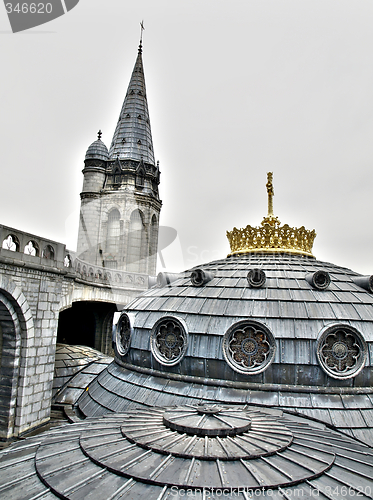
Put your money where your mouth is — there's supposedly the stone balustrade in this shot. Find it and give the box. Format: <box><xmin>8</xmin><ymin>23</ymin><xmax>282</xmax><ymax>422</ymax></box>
<box><xmin>0</xmin><ymin>225</ymin><xmax>150</xmax><ymax>290</ymax></box>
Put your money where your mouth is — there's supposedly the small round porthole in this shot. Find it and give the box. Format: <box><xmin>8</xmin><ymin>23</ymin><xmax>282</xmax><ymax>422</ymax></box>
<box><xmin>316</xmin><ymin>324</ymin><xmax>367</xmax><ymax>380</ymax></box>
<box><xmin>247</xmin><ymin>269</ymin><xmax>266</xmax><ymax>288</ymax></box>
<box><xmin>223</xmin><ymin>320</ymin><xmax>276</xmax><ymax>375</ymax></box>
<box><xmin>150</xmin><ymin>317</ymin><xmax>188</xmax><ymax>366</ymax></box>
<box><xmin>115</xmin><ymin>314</ymin><xmax>132</xmax><ymax>356</ymax></box>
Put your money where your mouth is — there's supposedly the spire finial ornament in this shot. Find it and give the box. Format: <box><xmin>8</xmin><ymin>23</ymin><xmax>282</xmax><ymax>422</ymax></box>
<box><xmin>266</xmin><ymin>172</ymin><xmax>274</xmax><ymax>217</ymax></box>
<box><xmin>262</xmin><ymin>172</ymin><xmax>280</xmax><ymax>226</ymax></box>
<box><xmin>226</xmin><ymin>173</ymin><xmax>316</xmax><ymax>258</ymax></box>
<box><xmin>97</xmin><ymin>130</ymin><xmax>102</xmax><ymax>140</ymax></box>
<box><xmin>139</xmin><ymin>20</ymin><xmax>145</xmax><ymax>53</ymax></box>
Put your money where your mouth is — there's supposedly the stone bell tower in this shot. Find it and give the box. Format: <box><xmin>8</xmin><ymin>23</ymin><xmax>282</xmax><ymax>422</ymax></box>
<box><xmin>76</xmin><ymin>41</ymin><xmax>162</xmax><ymax>275</ymax></box>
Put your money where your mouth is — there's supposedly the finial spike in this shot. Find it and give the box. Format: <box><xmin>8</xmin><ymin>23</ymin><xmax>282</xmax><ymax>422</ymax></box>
<box><xmin>97</xmin><ymin>130</ymin><xmax>102</xmax><ymax>140</ymax></box>
<box><xmin>139</xmin><ymin>20</ymin><xmax>145</xmax><ymax>52</ymax></box>
<box><xmin>266</xmin><ymin>172</ymin><xmax>274</xmax><ymax>217</ymax></box>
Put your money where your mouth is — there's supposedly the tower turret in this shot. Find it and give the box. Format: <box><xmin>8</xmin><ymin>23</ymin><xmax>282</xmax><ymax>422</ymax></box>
<box><xmin>76</xmin><ymin>42</ymin><xmax>161</xmax><ymax>274</ymax></box>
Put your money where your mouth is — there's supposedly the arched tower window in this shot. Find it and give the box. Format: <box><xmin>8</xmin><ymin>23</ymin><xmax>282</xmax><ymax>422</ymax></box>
<box><xmin>150</xmin><ymin>214</ymin><xmax>158</xmax><ymax>257</ymax></box>
<box><xmin>106</xmin><ymin>209</ymin><xmax>121</xmax><ymax>257</ymax></box>
<box><xmin>127</xmin><ymin>209</ymin><xmax>146</xmax><ymax>273</ymax></box>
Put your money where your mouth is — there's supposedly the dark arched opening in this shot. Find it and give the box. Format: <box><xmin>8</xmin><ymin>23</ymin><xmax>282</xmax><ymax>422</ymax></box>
<box><xmin>57</xmin><ymin>301</ymin><xmax>117</xmax><ymax>355</ymax></box>
<box><xmin>0</xmin><ymin>294</ymin><xmax>20</xmax><ymax>440</ymax></box>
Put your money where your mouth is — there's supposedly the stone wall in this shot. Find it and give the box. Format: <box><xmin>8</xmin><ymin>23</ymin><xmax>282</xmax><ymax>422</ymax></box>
<box><xmin>0</xmin><ymin>224</ymin><xmax>150</xmax><ymax>439</ymax></box>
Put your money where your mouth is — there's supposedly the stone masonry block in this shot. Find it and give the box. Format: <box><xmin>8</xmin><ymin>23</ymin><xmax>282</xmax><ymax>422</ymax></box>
<box><xmin>32</xmin><ymin>401</ymin><xmax>42</xmax><ymax>413</ymax></box>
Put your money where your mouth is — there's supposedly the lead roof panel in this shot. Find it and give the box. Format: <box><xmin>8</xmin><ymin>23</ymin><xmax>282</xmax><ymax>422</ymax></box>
<box><xmin>224</xmin><ymin>298</ymin><xmax>255</xmax><ymax>317</ymax></box>
<box><xmin>206</xmin><ymin>315</ymin><xmax>236</xmax><ymax>335</ymax></box>
<box><xmin>158</xmin><ymin>296</ymin><xmax>187</xmax><ymax>311</ymax></box>
<box><xmin>219</xmin><ymin>286</ymin><xmax>244</xmax><ymax>299</ymax></box>
<box><xmin>266</xmin><ymin>288</ymin><xmax>296</xmax><ymax>301</ymax></box>
<box><xmin>250</xmin><ymin>299</ymin><xmax>279</xmax><ymax>318</ymax></box>
<box><xmin>329</xmin><ymin>409</ymin><xmax>367</xmax><ymax>428</ymax></box>
<box><xmin>353</xmin><ymin>303</ymin><xmax>373</xmax><ymax>321</ymax></box>
<box><xmin>184</xmin><ymin>314</ymin><xmax>212</xmax><ymax>334</ymax></box>
<box><xmin>304</xmin><ymin>301</ymin><xmax>336</xmax><ymax>319</ymax></box>
<box><xmin>199</xmin><ymin>298</ymin><xmax>226</xmax><ymax>315</ymax></box>
<box><xmin>188</xmin><ymin>333</ymin><xmax>222</xmax><ymax>359</ymax></box>
<box><xmin>329</xmin><ymin>302</ymin><xmax>361</xmax><ymax>320</ymax></box>
<box><xmin>241</xmin><ymin>287</ymin><xmax>267</xmax><ymax>300</ymax></box>
<box><xmin>278</xmin><ymin>301</ymin><xmax>308</xmax><ymax>319</ymax></box>
<box><xmin>361</xmin><ymin>409</ymin><xmax>373</xmax><ymax>427</ymax></box>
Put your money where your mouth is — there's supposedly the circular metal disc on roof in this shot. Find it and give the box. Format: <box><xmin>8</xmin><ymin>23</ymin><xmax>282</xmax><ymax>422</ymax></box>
<box><xmin>73</xmin><ymin>406</ymin><xmax>334</xmax><ymax>489</ymax></box>
<box><xmin>162</xmin><ymin>405</ymin><xmax>252</xmax><ymax>437</ymax></box>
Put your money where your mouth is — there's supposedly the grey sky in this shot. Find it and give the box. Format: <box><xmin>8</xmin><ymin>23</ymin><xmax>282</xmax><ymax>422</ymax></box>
<box><xmin>1</xmin><ymin>0</ymin><xmax>373</xmax><ymax>274</ymax></box>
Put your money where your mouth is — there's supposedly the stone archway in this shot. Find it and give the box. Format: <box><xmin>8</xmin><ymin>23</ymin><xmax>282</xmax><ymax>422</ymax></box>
<box><xmin>0</xmin><ymin>292</ymin><xmax>21</xmax><ymax>439</ymax></box>
<box><xmin>0</xmin><ymin>274</ymin><xmax>38</xmax><ymax>439</ymax></box>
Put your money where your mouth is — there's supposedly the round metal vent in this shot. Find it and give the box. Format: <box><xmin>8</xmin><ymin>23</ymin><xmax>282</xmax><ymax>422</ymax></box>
<box><xmin>115</xmin><ymin>313</ymin><xmax>131</xmax><ymax>356</ymax></box>
<box><xmin>191</xmin><ymin>268</ymin><xmax>214</xmax><ymax>286</ymax></box>
<box><xmin>247</xmin><ymin>268</ymin><xmax>266</xmax><ymax>288</ymax></box>
<box><xmin>352</xmin><ymin>275</ymin><xmax>373</xmax><ymax>293</ymax></box>
<box><xmin>306</xmin><ymin>270</ymin><xmax>331</xmax><ymax>290</ymax></box>
<box><xmin>317</xmin><ymin>324</ymin><xmax>368</xmax><ymax>379</ymax></box>
<box><xmin>150</xmin><ymin>316</ymin><xmax>188</xmax><ymax>366</ymax></box>
<box><xmin>223</xmin><ymin>320</ymin><xmax>276</xmax><ymax>375</ymax></box>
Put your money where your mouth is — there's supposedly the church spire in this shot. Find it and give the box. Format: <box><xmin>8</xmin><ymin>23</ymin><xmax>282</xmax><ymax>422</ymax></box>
<box><xmin>109</xmin><ymin>42</ymin><xmax>155</xmax><ymax>165</ymax></box>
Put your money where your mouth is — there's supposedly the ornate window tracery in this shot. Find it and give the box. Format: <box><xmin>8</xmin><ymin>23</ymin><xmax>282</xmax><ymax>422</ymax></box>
<box><xmin>223</xmin><ymin>321</ymin><xmax>276</xmax><ymax>375</ymax></box>
<box><xmin>150</xmin><ymin>317</ymin><xmax>188</xmax><ymax>366</ymax></box>
<box><xmin>116</xmin><ymin>314</ymin><xmax>132</xmax><ymax>356</ymax></box>
<box><xmin>317</xmin><ymin>325</ymin><xmax>367</xmax><ymax>379</ymax></box>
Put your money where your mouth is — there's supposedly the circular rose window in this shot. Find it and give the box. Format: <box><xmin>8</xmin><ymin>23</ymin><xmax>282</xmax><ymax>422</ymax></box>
<box><xmin>223</xmin><ymin>320</ymin><xmax>276</xmax><ymax>375</ymax></box>
<box><xmin>150</xmin><ymin>317</ymin><xmax>188</xmax><ymax>366</ymax></box>
<box><xmin>317</xmin><ymin>324</ymin><xmax>367</xmax><ymax>379</ymax></box>
<box><xmin>115</xmin><ymin>314</ymin><xmax>132</xmax><ymax>356</ymax></box>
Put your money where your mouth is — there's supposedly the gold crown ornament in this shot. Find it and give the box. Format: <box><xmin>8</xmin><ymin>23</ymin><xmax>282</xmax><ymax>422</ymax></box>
<box><xmin>227</xmin><ymin>173</ymin><xmax>316</xmax><ymax>257</ymax></box>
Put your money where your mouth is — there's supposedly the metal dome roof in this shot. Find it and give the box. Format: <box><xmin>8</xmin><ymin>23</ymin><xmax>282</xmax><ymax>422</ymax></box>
<box><xmin>0</xmin><ymin>404</ymin><xmax>372</xmax><ymax>499</ymax></box>
<box><xmin>85</xmin><ymin>137</ymin><xmax>109</xmax><ymax>161</ymax></box>
<box><xmin>76</xmin><ymin>252</ymin><xmax>373</xmax><ymax>446</ymax></box>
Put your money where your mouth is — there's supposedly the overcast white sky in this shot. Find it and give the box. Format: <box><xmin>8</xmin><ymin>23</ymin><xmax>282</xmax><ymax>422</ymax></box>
<box><xmin>1</xmin><ymin>0</ymin><xmax>373</xmax><ymax>274</ymax></box>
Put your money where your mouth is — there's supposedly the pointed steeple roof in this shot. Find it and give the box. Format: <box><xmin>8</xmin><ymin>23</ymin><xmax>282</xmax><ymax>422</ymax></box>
<box><xmin>109</xmin><ymin>43</ymin><xmax>155</xmax><ymax>165</ymax></box>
